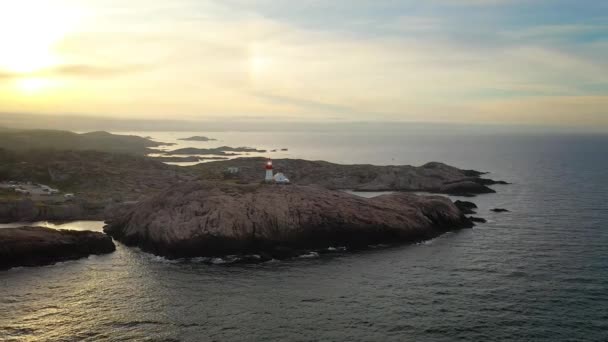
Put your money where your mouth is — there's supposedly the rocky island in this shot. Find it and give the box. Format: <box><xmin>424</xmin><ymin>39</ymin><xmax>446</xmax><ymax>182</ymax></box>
<box><xmin>0</xmin><ymin>226</ymin><xmax>115</xmax><ymax>270</ymax></box>
<box><xmin>104</xmin><ymin>182</ymin><xmax>474</xmax><ymax>260</ymax></box>
<box><xmin>166</xmin><ymin>146</ymin><xmax>267</xmax><ymax>156</ymax></box>
<box><xmin>178</xmin><ymin>136</ymin><xmax>217</xmax><ymax>142</ymax></box>
<box><xmin>149</xmin><ymin>156</ymin><xmax>229</xmax><ymax>163</ymax></box>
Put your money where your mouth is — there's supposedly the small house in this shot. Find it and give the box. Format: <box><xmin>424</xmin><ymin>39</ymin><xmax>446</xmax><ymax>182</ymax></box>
<box><xmin>273</xmin><ymin>173</ymin><xmax>290</xmax><ymax>184</ymax></box>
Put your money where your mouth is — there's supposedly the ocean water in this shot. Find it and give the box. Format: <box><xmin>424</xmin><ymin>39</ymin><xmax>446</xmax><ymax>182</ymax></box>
<box><xmin>2</xmin><ymin>131</ymin><xmax>608</xmax><ymax>341</ymax></box>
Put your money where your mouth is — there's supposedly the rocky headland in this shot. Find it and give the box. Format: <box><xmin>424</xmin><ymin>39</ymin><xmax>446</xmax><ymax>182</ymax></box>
<box><xmin>104</xmin><ymin>182</ymin><xmax>474</xmax><ymax>260</ymax></box>
<box><xmin>0</xmin><ymin>226</ymin><xmax>115</xmax><ymax>270</ymax></box>
<box><xmin>1</xmin><ymin>149</ymin><xmax>505</xmax><ymax>223</ymax></box>
<box><xmin>193</xmin><ymin>158</ymin><xmax>505</xmax><ymax>195</ymax></box>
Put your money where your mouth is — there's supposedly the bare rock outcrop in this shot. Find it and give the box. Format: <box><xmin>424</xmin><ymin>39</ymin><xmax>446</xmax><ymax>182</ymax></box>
<box><xmin>454</xmin><ymin>200</ymin><xmax>478</xmax><ymax>214</ymax></box>
<box><xmin>104</xmin><ymin>182</ymin><xmax>473</xmax><ymax>259</ymax></box>
<box><xmin>0</xmin><ymin>226</ymin><xmax>115</xmax><ymax>270</ymax></box>
<box><xmin>192</xmin><ymin>158</ymin><xmax>503</xmax><ymax>195</ymax></box>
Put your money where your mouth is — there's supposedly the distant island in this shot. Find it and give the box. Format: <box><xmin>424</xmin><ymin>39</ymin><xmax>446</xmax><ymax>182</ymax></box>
<box><xmin>149</xmin><ymin>156</ymin><xmax>229</xmax><ymax>163</ymax></box>
<box><xmin>165</xmin><ymin>146</ymin><xmax>267</xmax><ymax>156</ymax></box>
<box><xmin>178</xmin><ymin>136</ymin><xmax>217</xmax><ymax>142</ymax></box>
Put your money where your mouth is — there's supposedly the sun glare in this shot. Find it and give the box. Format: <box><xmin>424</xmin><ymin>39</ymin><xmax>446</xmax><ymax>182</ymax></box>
<box><xmin>16</xmin><ymin>78</ymin><xmax>55</xmax><ymax>94</ymax></box>
<box><xmin>0</xmin><ymin>1</ymin><xmax>80</xmax><ymax>74</ymax></box>
<box><xmin>249</xmin><ymin>43</ymin><xmax>273</xmax><ymax>76</ymax></box>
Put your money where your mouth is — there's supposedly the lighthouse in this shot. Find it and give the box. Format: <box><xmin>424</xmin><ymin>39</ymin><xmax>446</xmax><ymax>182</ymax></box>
<box><xmin>265</xmin><ymin>159</ymin><xmax>274</xmax><ymax>183</ymax></box>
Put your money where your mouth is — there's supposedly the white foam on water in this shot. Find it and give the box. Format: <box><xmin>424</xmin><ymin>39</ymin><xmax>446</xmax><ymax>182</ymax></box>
<box><xmin>298</xmin><ymin>252</ymin><xmax>320</xmax><ymax>259</ymax></box>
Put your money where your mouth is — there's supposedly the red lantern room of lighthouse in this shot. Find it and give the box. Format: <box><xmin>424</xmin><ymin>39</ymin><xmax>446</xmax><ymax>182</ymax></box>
<box><xmin>265</xmin><ymin>159</ymin><xmax>274</xmax><ymax>183</ymax></box>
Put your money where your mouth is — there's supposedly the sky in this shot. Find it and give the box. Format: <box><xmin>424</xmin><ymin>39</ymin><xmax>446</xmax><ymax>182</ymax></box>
<box><xmin>0</xmin><ymin>0</ymin><xmax>607</xmax><ymax>128</ymax></box>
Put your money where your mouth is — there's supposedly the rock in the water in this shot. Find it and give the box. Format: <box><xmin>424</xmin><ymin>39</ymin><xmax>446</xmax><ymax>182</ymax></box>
<box><xmin>439</xmin><ymin>181</ymin><xmax>496</xmax><ymax>196</ymax></box>
<box><xmin>469</xmin><ymin>216</ymin><xmax>487</xmax><ymax>223</ymax></box>
<box><xmin>491</xmin><ymin>208</ymin><xmax>510</xmax><ymax>213</ymax></box>
<box><xmin>0</xmin><ymin>227</ymin><xmax>115</xmax><ymax>270</ymax></box>
<box><xmin>104</xmin><ymin>182</ymin><xmax>473</xmax><ymax>259</ymax></box>
<box><xmin>454</xmin><ymin>200</ymin><xmax>478</xmax><ymax>214</ymax></box>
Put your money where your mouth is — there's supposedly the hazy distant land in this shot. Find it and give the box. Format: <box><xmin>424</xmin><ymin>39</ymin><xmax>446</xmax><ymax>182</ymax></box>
<box><xmin>178</xmin><ymin>135</ymin><xmax>217</xmax><ymax>142</ymax></box>
<box><xmin>165</xmin><ymin>146</ymin><xmax>267</xmax><ymax>156</ymax></box>
<box><xmin>0</xmin><ymin>127</ymin><xmax>172</xmax><ymax>155</ymax></box>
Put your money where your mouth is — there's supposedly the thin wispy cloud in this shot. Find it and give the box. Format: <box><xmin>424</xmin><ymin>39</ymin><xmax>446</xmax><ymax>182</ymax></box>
<box><xmin>0</xmin><ymin>0</ymin><xmax>606</xmax><ymax>128</ymax></box>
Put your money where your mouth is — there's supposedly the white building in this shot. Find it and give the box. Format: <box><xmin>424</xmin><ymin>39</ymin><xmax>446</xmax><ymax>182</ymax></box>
<box><xmin>40</xmin><ymin>185</ymin><xmax>60</xmax><ymax>195</ymax></box>
<box><xmin>273</xmin><ymin>173</ymin><xmax>290</xmax><ymax>184</ymax></box>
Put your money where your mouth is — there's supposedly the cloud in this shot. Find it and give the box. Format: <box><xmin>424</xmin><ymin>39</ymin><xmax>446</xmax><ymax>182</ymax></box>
<box><xmin>0</xmin><ymin>64</ymin><xmax>148</xmax><ymax>81</ymax></box>
<box><xmin>251</xmin><ymin>91</ymin><xmax>370</xmax><ymax>117</ymax></box>
<box><xmin>0</xmin><ymin>0</ymin><xmax>607</xmax><ymax>128</ymax></box>
<box><xmin>51</xmin><ymin>64</ymin><xmax>149</xmax><ymax>77</ymax></box>
<box><xmin>501</xmin><ymin>24</ymin><xmax>608</xmax><ymax>42</ymax></box>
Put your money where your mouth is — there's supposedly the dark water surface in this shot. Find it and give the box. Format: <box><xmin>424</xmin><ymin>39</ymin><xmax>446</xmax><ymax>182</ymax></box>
<box><xmin>2</xmin><ymin>132</ymin><xmax>608</xmax><ymax>341</ymax></box>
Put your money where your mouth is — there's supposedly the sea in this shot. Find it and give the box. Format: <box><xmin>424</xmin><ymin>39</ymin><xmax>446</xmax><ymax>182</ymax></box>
<box><xmin>1</xmin><ymin>129</ymin><xmax>608</xmax><ymax>341</ymax></box>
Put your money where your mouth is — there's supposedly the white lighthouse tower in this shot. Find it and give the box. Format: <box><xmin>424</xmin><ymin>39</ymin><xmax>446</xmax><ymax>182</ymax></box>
<box><xmin>265</xmin><ymin>159</ymin><xmax>274</xmax><ymax>183</ymax></box>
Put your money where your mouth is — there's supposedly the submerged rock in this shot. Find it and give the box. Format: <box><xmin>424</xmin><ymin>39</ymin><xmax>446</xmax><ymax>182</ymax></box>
<box><xmin>491</xmin><ymin>208</ymin><xmax>510</xmax><ymax>213</ymax></box>
<box><xmin>0</xmin><ymin>226</ymin><xmax>115</xmax><ymax>270</ymax></box>
<box><xmin>104</xmin><ymin>181</ymin><xmax>473</xmax><ymax>259</ymax></box>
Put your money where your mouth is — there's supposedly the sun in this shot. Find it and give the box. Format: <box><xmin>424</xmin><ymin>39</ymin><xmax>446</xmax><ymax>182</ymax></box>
<box><xmin>0</xmin><ymin>1</ymin><xmax>80</xmax><ymax>73</ymax></box>
<box><xmin>16</xmin><ymin>78</ymin><xmax>56</xmax><ymax>94</ymax></box>
<box><xmin>249</xmin><ymin>43</ymin><xmax>274</xmax><ymax>76</ymax></box>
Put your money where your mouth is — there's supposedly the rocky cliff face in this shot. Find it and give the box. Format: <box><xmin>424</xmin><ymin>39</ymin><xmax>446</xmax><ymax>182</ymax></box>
<box><xmin>104</xmin><ymin>182</ymin><xmax>473</xmax><ymax>259</ymax></box>
<box><xmin>0</xmin><ymin>226</ymin><xmax>115</xmax><ymax>270</ymax></box>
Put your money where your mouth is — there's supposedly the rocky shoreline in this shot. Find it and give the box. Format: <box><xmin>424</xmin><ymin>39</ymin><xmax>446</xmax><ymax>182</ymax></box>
<box><xmin>104</xmin><ymin>182</ymin><xmax>474</xmax><ymax>260</ymax></box>
<box><xmin>0</xmin><ymin>226</ymin><xmax>115</xmax><ymax>270</ymax></box>
<box><xmin>0</xmin><ymin>150</ymin><xmax>506</xmax><ymax>265</ymax></box>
